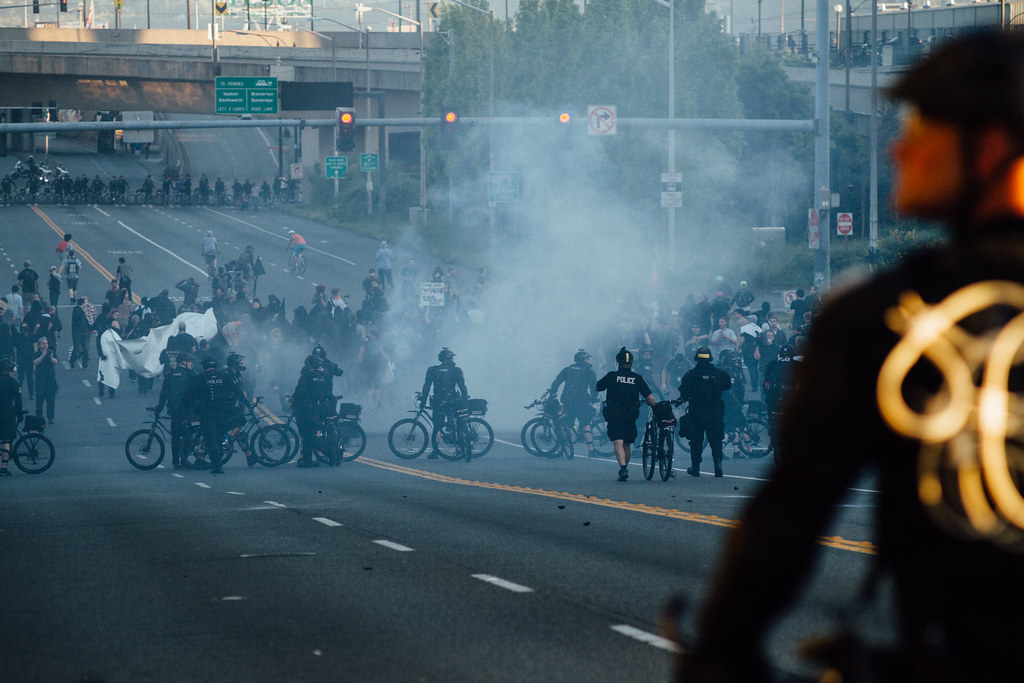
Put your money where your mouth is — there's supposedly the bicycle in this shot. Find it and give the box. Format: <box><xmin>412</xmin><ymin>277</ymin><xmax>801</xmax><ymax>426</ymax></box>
<box><xmin>641</xmin><ymin>400</ymin><xmax>677</xmax><ymax>481</ymax></box>
<box><xmin>124</xmin><ymin>407</ymin><xmax>200</xmax><ymax>470</ymax></box>
<box><xmin>184</xmin><ymin>399</ymin><xmax>298</xmax><ymax>470</ymax></box>
<box><xmin>283</xmin><ymin>396</ymin><xmax>365</xmax><ymax>466</ymax></box>
<box><xmin>521</xmin><ymin>391</ymin><xmax>574</xmax><ymax>459</ymax></box>
<box><xmin>432</xmin><ymin>398</ymin><xmax>493</xmax><ymax>462</ymax></box>
<box><xmin>289</xmin><ymin>250</ymin><xmax>307</xmax><ymax>274</ymax></box>
<box><xmin>387</xmin><ymin>394</ymin><xmax>435</xmax><ymax>459</ymax></box>
<box><xmin>388</xmin><ymin>393</ymin><xmax>492</xmax><ymax>461</ymax></box>
<box><xmin>8</xmin><ymin>412</ymin><xmax>55</xmax><ymax>474</ymax></box>
<box><xmin>675</xmin><ymin>401</ymin><xmax>771</xmax><ymax>459</ymax></box>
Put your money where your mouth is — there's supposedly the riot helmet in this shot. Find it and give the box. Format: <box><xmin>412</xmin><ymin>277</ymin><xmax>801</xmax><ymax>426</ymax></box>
<box><xmin>574</xmin><ymin>349</ymin><xmax>591</xmax><ymax>364</ymax></box>
<box><xmin>615</xmin><ymin>347</ymin><xmax>633</xmax><ymax>366</ymax></box>
<box><xmin>312</xmin><ymin>344</ymin><xmax>327</xmax><ymax>359</ymax></box>
<box><xmin>778</xmin><ymin>344</ymin><xmax>794</xmax><ymax>360</ymax></box>
<box><xmin>694</xmin><ymin>347</ymin><xmax>713</xmax><ymax>364</ymax></box>
<box><xmin>305</xmin><ymin>354</ymin><xmax>323</xmax><ymax>370</ymax></box>
<box><xmin>226</xmin><ymin>352</ymin><xmax>245</xmax><ymax>370</ymax></box>
<box><xmin>438</xmin><ymin>347</ymin><xmax>455</xmax><ymax>364</ymax></box>
<box><xmin>201</xmin><ymin>356</ymin><xmax>218</xmax><ymax>370</ymax></box>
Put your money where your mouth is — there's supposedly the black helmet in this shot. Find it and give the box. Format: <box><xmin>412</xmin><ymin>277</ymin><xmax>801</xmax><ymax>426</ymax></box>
<box><xmin>0</xmin><ymin>356</ymin><xmax>15</xmax><ymax>373</ymax></box>
<box><xmin>778</xmin><ymin>344</ymin><xmax>794</xmax><ymax>359</ymax></box>
<box><xmin>178</xmin><ymin>353</ymin><xmax>193</xmax><ymax>365</ymax></box>
<box><xmin>201</xmin><ymin>356</ymin><xmax>218</xmax><ymax>370</ymax></box>
<box><xmin>574</xmin><ymin>349</ymin><xmax>591</xmax><ymax>364</ymax></box>
<box><xmin>305</xmin><ymin>354</ymin><xmax>323</xmax><ymax>369</ymax></box>
<box><xmin>312</xmin><ymin>344</ymin><xmax>327</xmax><ymax>358</ymax></box>
<box><xmin>226</xmin><ymin>352</ymin><xmax>245</xmax><ymax>369</ymax></box>
<box><xmin>438</xmin><ymin>347</ymin><xmax>455</xmax><ymax>364</ymax></box>
<box><xmin>615</xmin><ymin>347</ymin><xmax>633</xmax><ymax>366</ymax></box>
<box><xmin>694</xmin><ymin>347</ymin><xmax>713</xmax><ymax>363</ymax></box>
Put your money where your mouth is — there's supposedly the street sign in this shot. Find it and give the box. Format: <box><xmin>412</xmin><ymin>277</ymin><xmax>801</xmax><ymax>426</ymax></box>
<box><xmin>837</xmin><ymin>211</ymin><xmax>853</xmax><ymax>236</ymax></box>
<box><xmin>660</xmin><ymin>172</ymin><xmax>682</xmax><ymax>208</ymax></box>
<box><xmin>587</xmin><ymin>105</ymin><xmax>617</xmax><ymax>135</ymax></box>
<box><xmin>325</xmin><ymin>156</ymin><xmax>347</xmax><ymax>179</ymax></box>
<box><xmin>488</xmin><ymin>172</ymin><xmax>519</xmax><ymax>203</ymax></box>
<box><xmin>290</xmin><ymin>163</ymin><xmax>303</xmax><ymax>179</ymax></box>
<box><xmin>429</xmin><ymin>2</ymin><xmax>439</xmax><ymax>18</ymax></box>
<box><xmin>215</xmin><ymin>76</ymin><xmax>278</xmax><ymax>115</ymax></box>
<box><xmin>360</xmin><ymin>153</ymin><xmax>378</xmax><ymax>172</ymax></box>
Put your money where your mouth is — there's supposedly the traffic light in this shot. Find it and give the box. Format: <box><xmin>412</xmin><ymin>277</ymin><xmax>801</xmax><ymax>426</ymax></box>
<box><xmin>558</xmin><ymin>112</ymin><xmax>571</xmax><ymax>124</ymax></box>
<box><xmin>32</xmin><ymin>0</ymin><xmax>39</xmax><ymax>14</ymax></box>
<box><xmin>59</xmin><ymin>0</ymin><xmax>67</xmax><ymax>11</ymax></box>
<box><xmin>440</xmin><ymin>109</ymin><xmax>459</xmax><ymax>150</ymax></box>
<box><xmin>335</xmin><ymin>107</ymin><xmax>356</xmax><ymax>152</ymax></box>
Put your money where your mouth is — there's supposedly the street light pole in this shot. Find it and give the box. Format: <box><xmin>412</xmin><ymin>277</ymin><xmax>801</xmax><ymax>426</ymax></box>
<box><xmin>652</xmin><ymin>0</ymin><xmax>676</xmax><ymax>267</ymax></box>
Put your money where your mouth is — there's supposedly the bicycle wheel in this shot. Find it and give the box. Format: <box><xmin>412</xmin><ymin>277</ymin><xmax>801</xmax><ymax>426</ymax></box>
<box><xmin>388</xmin><ymin>418</ymin><xmax>429</xmax><ymax>459</ymax></box>
<box><xmin>465</xmin><ymin>418</ymin><xmax>493</xmax><ymax>458</ymax></box>
<box><xmin>659</xmin><ymin>428</ymin><xmax>674</xmax><ymax>481</ymax></box>
<box><xmin>12</xmin><ymin>433</ymin><xmax>55</xmax><ymax>474</ymax></box>
<box><xmin>590</xmin><ymin>421</ymin><xmax>613</xmax><ymax>457</ymax></box>
<box><xmin>125</xmin><ymin>428</ymin><xmax>166</xmax><ymax>470</ymax></box>
<box><xmin>252</xmin><ymin>424</ymin><xmax>296</xmax><ymax>467</ymax></box>
<box><xmin>432</xmin><ymin>424</ymin><xmax>462</xmax><ymax>461</ymax></box>
<box><xmin>641</xmin><ymin>426</ymin><xmax>655</xmax><ymax>480</ymax></box>
<box><xmin>458</xmin><ymin>420</ymin><xmax>474</xmax><ymax>462</ymax></box>
<box><xmin>520</xmin><ymin>417</ymin><xmax>548</xmax><ymax>457</ymax></box>
<box><xmin>738</xmin><ymin>417</ymin><xmax>771</xmax><ymax>457</ymax></box>
<box><xmin>527</xmin><ymin>418</ymin><xmax>561</xmax><ymax>458</ymax></box>
<box><xmin>314</xmin><ymin>423</ymin><xmax>339</xmax><ymax>466</ymax></box>
<box><xmin>338</xmin><ymin>421</ymin><xmax>367</xmax><ymax>462</ymax></box>
<box><xmin>296</xmin><ymin>255</ymin><xmax>307</xmax><ymax>274</ymax></box>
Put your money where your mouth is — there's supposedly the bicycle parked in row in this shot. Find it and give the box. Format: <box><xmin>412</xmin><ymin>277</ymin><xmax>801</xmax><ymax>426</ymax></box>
<box><xmin>125</xmin><ymin>398</ymin><xmax>298</xmax><ymax>471</ymax></box>
<box><xmin>521</xmin><ymin>391</ymin><xmax>575</xmax><ymax>459</ymax></box>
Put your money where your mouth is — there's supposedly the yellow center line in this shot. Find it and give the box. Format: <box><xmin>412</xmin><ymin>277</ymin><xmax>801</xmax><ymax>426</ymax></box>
<box><xmin>31</xmin><ymin>205</ymin><xmax>142</xmax><ymax>305</ymax></box>
<box><xmin>357</xmin><ymin>457</ymin><xmax>877</xmax><ymax>555</ymax></box>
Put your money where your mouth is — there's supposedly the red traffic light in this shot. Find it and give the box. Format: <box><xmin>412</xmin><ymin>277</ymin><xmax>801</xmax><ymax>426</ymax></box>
<box><xmin>339</xmin><ymin>111</ymin><xmax>354</xmax><ymax>125</ymax></box>
<box><xmin>444</xmin><ymin>111</ymin><xmax>459</xmax><ymax>124</ymax></box>
<box><xmin>558</xmin><ymin>113</ymin><xmax>571</xmax><ymax>123</ymax></box>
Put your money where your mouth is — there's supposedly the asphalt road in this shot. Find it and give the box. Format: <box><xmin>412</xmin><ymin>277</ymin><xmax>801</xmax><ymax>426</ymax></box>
<box><xmin>0</xmin><ymin>142</ymin><xmax>886</xmax><ymax>683</ymax></box>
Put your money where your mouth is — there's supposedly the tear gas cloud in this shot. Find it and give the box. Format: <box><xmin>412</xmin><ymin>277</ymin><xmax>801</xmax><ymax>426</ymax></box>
<box><xmin>387</xmin><ymin>109</ymin><xmax>810</xmax><ymax>433</ymax></box>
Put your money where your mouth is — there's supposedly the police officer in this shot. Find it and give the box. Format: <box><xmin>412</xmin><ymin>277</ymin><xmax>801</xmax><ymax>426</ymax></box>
<box><xmin>677</xmin><ymin>346</ymin><xmax>732</xmax><ymax>478</ymax></box>
<box><xmin>224</xmin><ymin>352</ymin><xmax>256</xmax><ymax>466</ymax></box>
<box><xmin>761</xmin><ymin>344</ymin><xmax>798</xmax><ymax>463</ymax></box>
<box><xmin>550</xmin><ymin>350</ymin><xmax>599</xmax><ymax>455</ymax></box>
<box><xmin>596</xmin><ymin>347</ymin><xmax>656</xmax><ymax>482</ymax></box>
<box><xmin>154</xmin><ymin>352</ymin><xmax>196</xmax><ymax>469</ymax></box>
<box><xmin>681</xmin><ymin>32</ymin><xmax>1024</xmax><ymax>683</ymax></box>
<box><xmin>188</xmin><ymin>356</ymin><xmax>244</xmax><ymax>474</ymax></box>
<box><xmin>420</xmin><ymin>348</ymin><xmax>468</xmax><ymax>459</ymax></box>
<box><xmin>0</xmin><ymin>356</ymin><xmax>22</xmax><ymax>477</ymax></box>
<box><xmin>312</xmin><ymin>343</ymin><xmax>344</xmax><ymax>393</ymax></box>
<box><xmin>291</xmin><ymin>354</ymin><xmax>333</xmax><ymax>468</ymax></box>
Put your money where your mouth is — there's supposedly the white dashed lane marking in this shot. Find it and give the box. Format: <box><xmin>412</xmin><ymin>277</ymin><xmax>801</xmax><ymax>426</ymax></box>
<box><xmin>195</xmin><ymin>482</ymin><xmax>211</xmax><ymax>489</ymax></box>
<box><xmin>471</xmin><ymin>574</ymin><xmax>534</xmax><ymax>594</ymax></box>
<box><xmin>264</xmin><ymin>501</ymin><xmax>287</xmax><ymax>508</ymax></box>
<box><xmin>609</xmin><ymin>624</ymin><xmax>681</xmax><ymax>653</ymax></box>
<box><xmin>313</xmin><ymin>517</ymin><xmax>342</xmax><ymax>527</ymax></box>
<box><xmin>106</xmin><ymin>418</ymin><xmax>116</xmax><ymax>427</ymax></box>
<box><xmin>373</xmin><ymin>540</ymin><xmax>414</xmax><ymax>552</ymax></box>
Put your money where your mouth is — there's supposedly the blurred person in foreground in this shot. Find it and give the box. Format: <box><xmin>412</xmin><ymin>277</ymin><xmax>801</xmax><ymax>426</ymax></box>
<box><xmin>679</xmin><ymin>31</ymin><xmax>1024</xmax><ymax>683</ymax></box>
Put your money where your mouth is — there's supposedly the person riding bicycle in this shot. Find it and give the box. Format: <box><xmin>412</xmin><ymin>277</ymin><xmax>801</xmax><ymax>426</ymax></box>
<box><xmin>419</xmin><ymin>348</ymin><xmax>469</xmax><ymax>459</ymax></box>
<box><xmin>287</xmin><ymin>230</ymin><xmax>307</xmax><ymax>271</ymax></box>
<box><xmin>291</xmin><ymin>354</ymin><xmax>334</xmax><ymax>468</ymax></box>
<box><xmin>549</xmin><ymin>349</ymin><xmax>598</xmax><ymax>456</ymax></box>
<box><xmin>0</xmin><ymin>356</ymin><xmax>22</xmax><ymax>478</ymax></box>
<box><xmin>141</xmin><ymin>175</ymin><xmax>155</xmax><ymax>202</ymax></box>
<box><xmin>153</xmin><ymin>352</ymin><xmax>196</xmax><ymax>469</ymax></box>
<box><xmin>677</xmin><ymin>346</ymin><xmax>732</xmax><ymax>478</ymax></box>
<box><xmin>201</xmin><ymin>231</ymin><xmax>219</xmax><ymax>278</ymax></box>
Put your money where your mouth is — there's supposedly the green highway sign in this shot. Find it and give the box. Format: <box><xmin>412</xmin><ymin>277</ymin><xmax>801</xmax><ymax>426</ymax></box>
<box><xmin>215</xmin><ymin>76</ymin><xmax>278</xmax><ymax>115</ymax></box>
<box><xmin>360</xmin><ymin>153</ymin><xmax>379</xmax><ymax>172</ymax></box>
<box><xmin>488</xmin><ymin>172</ymin><xmax>519</xmax><ymax>203</ymax></box>
<box><xmin>325</xmin><ymin>155</ymin><xmax>348</xmax><ymax>179</ymax></box>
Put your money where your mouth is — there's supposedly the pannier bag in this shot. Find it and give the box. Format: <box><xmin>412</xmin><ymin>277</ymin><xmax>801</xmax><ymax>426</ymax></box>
<box><xmin>23</xmin><ymin>415</ymin><xmax>47</xmax><ymax>432</ymax></box>
<box><xmin>337</xmin><ymin>403</ymin><xmax>362</xmax><ymax>420</ymax></box>
<box><xmin>466</xmin><ymin>398</ymin><xmax>488</xmax><ymax>416</ymax></box>
<box><xmin>653</xmin><ymin>401</ymin><xmax>677</xmax><ymax>425</ymax></box>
